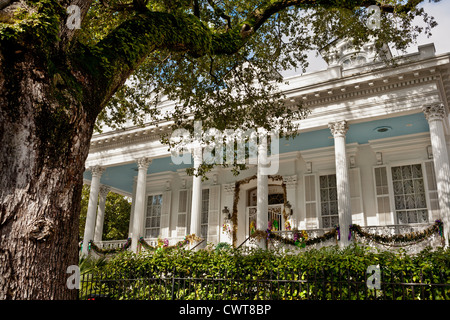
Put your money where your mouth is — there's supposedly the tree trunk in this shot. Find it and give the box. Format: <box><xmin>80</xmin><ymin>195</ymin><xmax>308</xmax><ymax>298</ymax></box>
<box><xmin>0</xmin><ymin>42</ymin><xmax>95</xmax><ymax>299</ymax></box>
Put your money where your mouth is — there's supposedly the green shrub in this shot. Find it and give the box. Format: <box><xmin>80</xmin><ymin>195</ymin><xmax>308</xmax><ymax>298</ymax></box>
<box><xmin>80</xmin><ymin>244</ymin><xmax>450</xmax><ymax>300</ymax></box>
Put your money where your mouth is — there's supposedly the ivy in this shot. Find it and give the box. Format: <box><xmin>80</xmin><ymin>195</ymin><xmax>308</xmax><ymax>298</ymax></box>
<box><xmin>0</xmin><ymin>0</ymin><xmax>63</xmax><ymax>48</ymax></box>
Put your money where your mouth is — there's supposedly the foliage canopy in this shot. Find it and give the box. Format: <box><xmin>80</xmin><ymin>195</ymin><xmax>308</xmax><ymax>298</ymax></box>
<box><xmin>75</xmin><ymin>0</ymin><xmax>440</xmax><ymax>135</ymax></box>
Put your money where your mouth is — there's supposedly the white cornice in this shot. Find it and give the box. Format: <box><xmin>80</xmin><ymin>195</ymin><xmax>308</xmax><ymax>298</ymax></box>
<box><xmin>300</xmin><ymin>142</ymin><xmax>359</xmax><ymax>166</ymax></box>
<box><xmin>368</xmin><ymin>132</ymin><xmax>431</xmax><ymax>156</ymax></box>
<box><xmin>146</xmin><ymin>171</ymin><xmax>175</xmax><ymax>190</ymax></box>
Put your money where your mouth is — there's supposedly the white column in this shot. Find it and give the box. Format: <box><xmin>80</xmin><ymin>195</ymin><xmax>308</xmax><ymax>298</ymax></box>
<box><xmin>94</xmin><ymin>185</ymin><xmax>110</xmax><ymax>242</ymax></box>
<box><xmin>82</xmin><ymin>165</ymin><xmax>105</xmax><ymax>256</ymax></box>
<box><xmin>131</xmin><ymin>157</ymin><xmax>151</xmax><ymax>252</ymax></box>
<box><xmin>423</xmin><ymin>103</ymin><xmax>450</xmax><ymax>247</ymax></box>
<box><xmin>329</xmin><ymin>120</ymin><xmax>352</xmax><ymax>247</ymax></box>
<box><xmin>256</xmin><ymin>138</ymin><xmax>269</xmax><ymax>249</ymax></box>
<box><xmin>190</xmin><ymin>146</ymin><xmax>203</xmax><ymax>238</ymax></box>
<box><xmin>128</xmin><ymin>180</ymin><xmax>137</xmax><ymax>238</ymax></box>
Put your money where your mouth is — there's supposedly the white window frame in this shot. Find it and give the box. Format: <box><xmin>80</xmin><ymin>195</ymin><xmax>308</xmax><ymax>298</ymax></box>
<box><xmin>201</xmin><ymin>188</ymin><xmax>210</xmax><ymax>241</ymax></box>
<box><xmin>373</xmin><ymin>160</ymin><xmax>435</xmax><ymax>226</ymax></box>
<box><xmin>318</xmin><ymin>172</ymin><xmax>339</xmax><ymax>229</ymax></box>
<box><xmin>176</xmin><ymin>189</ymin><xmax>191</xmax><ymax>237</ymax></box>
<box><xmin>303</xmin><ymin>173</ymin><xmax>319</xmax><ymax>229</ymax></box>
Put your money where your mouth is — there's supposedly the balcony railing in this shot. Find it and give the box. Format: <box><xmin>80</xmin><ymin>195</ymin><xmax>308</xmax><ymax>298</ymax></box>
<box><xmin>93</xmin><ymin>222</ymin><xmax>441</xmax><ymax>254</ymax></box>
<box><xmin>96</xmin><ymin>239</ymin><xmax>129</xmax><ymax>250</ymax></box>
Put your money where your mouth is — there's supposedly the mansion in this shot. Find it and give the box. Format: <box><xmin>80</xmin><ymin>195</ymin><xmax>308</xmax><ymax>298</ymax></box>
<box><xmin>81</xmin><ymin>39</ymin><xmax>450</xmax><ymax>255</ymax></box>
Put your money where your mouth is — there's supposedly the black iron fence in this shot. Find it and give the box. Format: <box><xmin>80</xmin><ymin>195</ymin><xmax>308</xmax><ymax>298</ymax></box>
<box><xmin>79</xmin><ymin>267</ymin><xmax>450</xmax><ymax>300</ymax></box>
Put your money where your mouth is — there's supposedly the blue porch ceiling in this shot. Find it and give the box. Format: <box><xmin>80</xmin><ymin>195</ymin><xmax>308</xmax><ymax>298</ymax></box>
<box><xmin>84</xmin><ymin>112</ymin><xmax>430</xmax><ymax>194</ymax></box>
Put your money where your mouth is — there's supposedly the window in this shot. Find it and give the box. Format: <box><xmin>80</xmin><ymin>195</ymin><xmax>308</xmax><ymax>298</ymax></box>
<box><xmin>374</xmin><ymin>166</ymin><xmax>392</xmax><ymax>225</ymax></box>
<box><xmin>304</xmin><ymin>174</ymin><xmax>317</xmax><ymax>228</ymax></box>
<box><xmin>391</xmin><ymin>164</ymin><xmax>428</xmax><ymax>224</ymax></box>
<box><xmin>177</xmin><ymin>190</ymin><xmax>189</xmax><ymax>237</ymax></box>
<box><xmin>145</xmin><ymin>194</ymin><xmax>163</xmax><ymax>238</ymax></box>
<box><xmin>201</xmin><ymin>189</ymin><xmax>210</xmax><ymax>240</ymax></box>
<box><xmin>268</xmin><ymin>193</ymin><xmax>284</xmax><ymax>205</ymax></box>
<box><xmin>320</xmin><ymin>174</ymin><xmax>339</xmax><ymax>228</ymax></box>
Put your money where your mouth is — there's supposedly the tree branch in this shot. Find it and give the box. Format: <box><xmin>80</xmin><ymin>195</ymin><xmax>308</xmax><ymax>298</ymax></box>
<box><xmin>89</xmin><ymin>10</ymin><xmax>214</xmax><ymax>108</ymax></box>
<box><xmin>207</xmin><ymin>0</ymin><xmax>232</xmax><ymax>31</ymax></box>
<box><xmin>86</xmin><ymin>0</ymin><xmax>426</xmax><ymax>111</ymax></box>
<box><xmin>58</xmin><ymin>0</ymin><xmax>95</xmax><ymax>49</ymax></box>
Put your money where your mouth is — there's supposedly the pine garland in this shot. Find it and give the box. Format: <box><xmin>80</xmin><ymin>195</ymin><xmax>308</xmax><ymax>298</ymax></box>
<box><xmin>348</xmin><ymin>220</ymin><xmax>445</xmax><ymax>247</ymax></box>
<box><xmin>138</xmin><ymin>234</ymin><xmax>203</xmax><ymax>251</ymax></box>
<box><xmin>249</xmin><ymin>227</ymin><xmax>339</xmax><ymax>248</ymax></box>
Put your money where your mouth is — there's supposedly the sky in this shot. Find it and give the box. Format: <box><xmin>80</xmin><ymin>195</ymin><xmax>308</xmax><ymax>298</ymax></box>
<box><xmin>283</xmin><ymin>0</ymin><xmax>450</xmax><ymax>76</ymax></box>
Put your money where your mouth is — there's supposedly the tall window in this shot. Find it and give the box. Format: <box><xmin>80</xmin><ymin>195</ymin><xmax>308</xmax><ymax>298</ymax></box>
<box><xmin>374</xmin><ymin>166</ymin><xmax>391</xmax><ymax>225</ymax></box>
<box><xmin>145</xmin><ymin>194</ymin><xmax>163</xmax><ymax>238</ymax></box>
<box><xmin>201</xmin><ymin>189</ymin><xmax>209</xmax><ymax>240</ymax></box>
<box><xmin>320</xmin><ymin>174</ymin><xmax>339</xmax><ymax>228</ymax></box>
<box><xmin>391</xmin><ymin>164</ymin><xmax>428</xmax><ymax>224</ymax></box>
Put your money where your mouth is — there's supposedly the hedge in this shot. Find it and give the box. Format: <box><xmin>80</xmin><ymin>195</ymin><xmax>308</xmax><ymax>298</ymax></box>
<box><xmin>80</xmin><ymin>244</ymin><xmax>450</xmax><ymax>300</ymax></box>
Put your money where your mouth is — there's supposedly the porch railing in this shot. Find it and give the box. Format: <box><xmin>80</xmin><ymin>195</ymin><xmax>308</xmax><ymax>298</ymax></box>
<box><xmin>94</xmin><ymin>222</ymin><xmax>440</xmax><ymax>253</ymax></box>
<box><xmin>265</xmin><ymin>222</ymin><xmax>441</xmax><ymax>252</ymax></box>
<box><xmin>96</xmin><ymin>239</ymin><xmax>129</xmax><ymax>250</ymax></box>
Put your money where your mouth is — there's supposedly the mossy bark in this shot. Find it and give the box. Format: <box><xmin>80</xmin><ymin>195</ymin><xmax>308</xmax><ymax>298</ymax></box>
<box><xmin>0</xmin><ymin>38</ymin><xmax>94</xmax><ymax>300</ymax></box>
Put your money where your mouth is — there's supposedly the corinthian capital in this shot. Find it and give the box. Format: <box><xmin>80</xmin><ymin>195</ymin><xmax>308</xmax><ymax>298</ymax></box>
<box><xmin>328</xmin><ymin>120</ymin><xmax>349</xmax><ymax>137</ymax></box>
<box><xmin>422</xmin><ymin>103</ymin><xmax>446</xmax><ymax>122</ymax></box>
<box><xmin>89</xmin><ymin>165</ymin><xmax>105</xmax><ymax>177</ymax></box>
<box><xmin>137</xmin><ymin>157</ymin><xmax>152</xmax><ymax>170</ymax></box>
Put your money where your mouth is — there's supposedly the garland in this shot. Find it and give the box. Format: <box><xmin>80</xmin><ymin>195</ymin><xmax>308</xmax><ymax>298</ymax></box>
<box><xmin>88</xmin><ymin>238</ymin><xmax>132</xmax><ymax>254</ymax></box>
<box><xmin>138</xmin><ymin>234</ymin><xmax>203</xmax><ymax>251</ymax></box>
<box><xmin>249</xmin><ymin>227</ymin><xmax>339</xmax><ymax>248</ymax></box>
<box><xmin>231</xmin><ymin>174</ymin><xmax>287</xmax><ymax>247</ymax></box>
<box><xmin>348</xmin><ymin>220</ymin><xmax>445</xmax><ymax>247</ymax></box>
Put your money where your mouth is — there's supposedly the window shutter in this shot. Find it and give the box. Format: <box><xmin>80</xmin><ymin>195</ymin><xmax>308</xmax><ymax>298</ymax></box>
<box><xmin>349</xmin><ymin>168</ymin><xmax>364</xmax><ymax>226</ymax></box>
<box><xmin>424</xmin><ymin>161</ymin><xmax>440</xmax><ymax>221</ymax></box>
<box><xmin>304</xmin><ymin>174</ymin><xmax>318</xmax><ymax>229</ymax></box>
<box><xmin>373</xmin><ymin>166</ymin><xmax>392</xmax><ymax>225</ymax></box>
<box><xmin>160</xmin><ymin>191</ymin><xmax>171</xmax><ymax>238</ymax></box>
<box><xmin>177</xmin><ymin>189</ymin><xmax>188</xmax><ymax>237</ymax></box>
<box><xmin>207</xmin><ymin>185</ymin><xmax>221</xmax><ymax>244</ymax></box>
